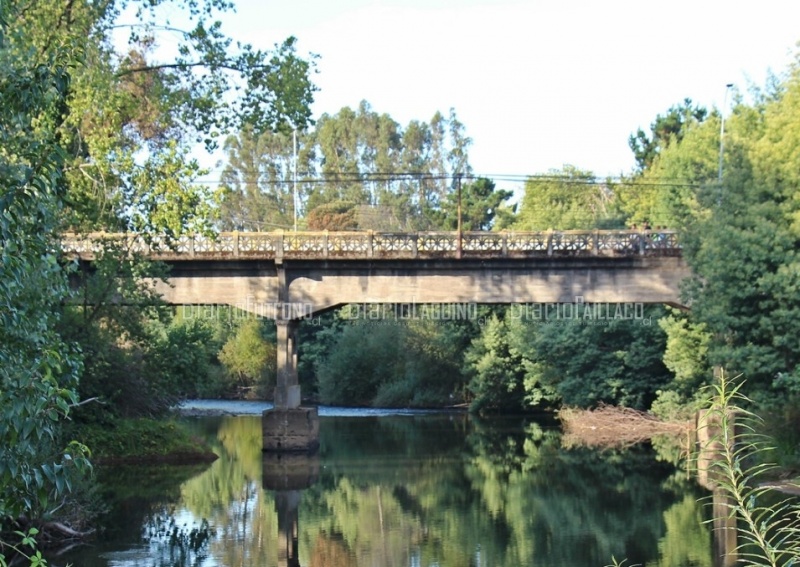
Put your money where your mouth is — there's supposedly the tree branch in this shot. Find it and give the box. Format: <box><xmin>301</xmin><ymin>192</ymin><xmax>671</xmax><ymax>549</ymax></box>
<box><xmin>115</xmin><ymin>61</ymin><xmax>250</xmax><ymax>78</ymax></box>
<box><xmin>69</xmin><ymin>396</ymin><xmax>104</xmax><ymax>408</ymax></box>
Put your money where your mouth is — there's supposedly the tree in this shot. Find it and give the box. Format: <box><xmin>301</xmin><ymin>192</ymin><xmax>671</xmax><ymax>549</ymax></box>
<box><xmin>306</xmin><ymin>200</ymin><xmax>359</xmax><ymax>230</ymax></box>
<box><xmin>527</xmin><ymin>308</ymin><xmax>671</xmax><ymax>410</ymax></box>
<box><xmin>463</xmin><ymin>306</ymin><xmax>671</xmax><ymax>412</ymax></box>
<box><xmin>218</xmin><ymin>126</ymin><xmax>299</xmax><ymax>231</ymax></box>
<box><xmin>316</xmin><ymin>322</ymin><xmax>405</xmax><ymax>406</ymax></box>
<box><xmin>647</xmin><ymin>53</ymin><xmax>800</xmax><ymax>401</ymax></box>
<box><xmin>618</xmin><ymin>109</ymin><xmax>720</xmax><ymax>229</ymax></box>
<box><xmin>629</xmin><ymin>98</ymin><xmax>708</xmax><ymax>172</ymax></box>
<box><xmin>17</xmin><ymin>0</ymin><xmax>317</xmax><ymax>426</ymax></box>
<box><xmin>9</xmin><ymin>1</ymin><xmax>317</xmax><ymax>238</ymax></box>
<box><xmin>0</xmin><ymin>1</ymin><xmax>90</xmax><ymax>526</ymax></box>
<box><xmin>465</xmin><ymin>312</ymin><xmax>527</xmax><ymax>413</ymax></box>
<box><xmin>437</xmin><ymin>177</ymin><xmax>514</xmax><ymax>231</ymax></box>
<box><xmin>515</xmin><ymin>166</ymin><xmax>621</xmax><ymax>230</ymax></box>
<box><xmin>218</xmin><ymin>319</ymin><xmax>276</xmax><ymax>396</ymax></box>
<box><xmin>313</xmin><ymin>307</ymin><xmax>476</xmax><ymax>407</ymax></box>
<box><xmin>309</xmin><ymin>105</ymin><xmax>373</xmax><ymax>210</ymax></box>
<box><xmin>222</xmin><ymin>102</ymin><xmax>482</xmax><ymax>231</ymax></box>
<box><xmin>658</xmin><ymin>310</ymin><xmax>712</xmax><ymax>398</ymax></box>
<box><xmin>151</xmin><ymin>316</ymin><xmax>222</xmax><ymax>400</ymax></box>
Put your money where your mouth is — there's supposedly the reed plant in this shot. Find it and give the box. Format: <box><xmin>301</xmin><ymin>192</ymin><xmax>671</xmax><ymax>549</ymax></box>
<box><xmin>698</xmin><ymin>373</ymin><xmax>800</xmax><ymax>566</ymax></box>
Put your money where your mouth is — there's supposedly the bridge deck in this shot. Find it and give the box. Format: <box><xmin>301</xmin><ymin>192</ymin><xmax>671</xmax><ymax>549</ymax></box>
<box><xmin>62</xmin><ymin>230</ymin><xmax>680</xmax><ymax>261</ymax></box>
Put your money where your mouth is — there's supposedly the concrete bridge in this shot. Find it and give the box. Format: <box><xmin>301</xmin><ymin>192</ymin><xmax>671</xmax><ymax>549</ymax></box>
<box><xmin>63</xmin><ymin>230</ymin><xmax>690</xmax><ymax>452</ymax></box>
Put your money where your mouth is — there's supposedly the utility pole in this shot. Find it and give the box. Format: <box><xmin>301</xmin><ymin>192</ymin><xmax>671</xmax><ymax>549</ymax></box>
<box><xmin>293</xmin><ymin>128</ymin><xmax>298</xmax><ymax>232</ymax></box>
<box><xmin>456</xmin><ymin>174</ymin><xmax>463</xmax><ymax>259</ymax></box>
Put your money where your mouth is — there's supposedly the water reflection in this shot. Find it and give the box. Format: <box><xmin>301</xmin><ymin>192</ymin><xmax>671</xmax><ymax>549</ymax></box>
<box><xmin>264</xmin><ymin>454</ymin><xmax>320</xmax><ymax>567</ymax></box>
<box><xmin>55</xmin><ymin>413</ymin><xmax>718</xmax><ymax>567</ymax></box>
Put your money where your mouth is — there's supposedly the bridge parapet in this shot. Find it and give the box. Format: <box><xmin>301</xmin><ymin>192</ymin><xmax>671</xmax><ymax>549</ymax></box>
<box><xmin>61</xmin><ymin>230</ymin><xmax>681</xmax><ymax>261</ymax></box>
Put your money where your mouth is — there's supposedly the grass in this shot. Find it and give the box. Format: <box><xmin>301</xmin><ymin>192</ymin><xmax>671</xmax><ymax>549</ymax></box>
<box><xmin>68</xmin><ymin>418</ymin><xmax>218</xmax><ymax>464</ymax></box>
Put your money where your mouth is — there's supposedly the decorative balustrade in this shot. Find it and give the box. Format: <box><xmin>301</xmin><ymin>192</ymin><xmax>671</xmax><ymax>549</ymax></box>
<box><xmin>61</xmin><ymin>230</ymin><xmax>681</xmax><ymax>261</ymax></box>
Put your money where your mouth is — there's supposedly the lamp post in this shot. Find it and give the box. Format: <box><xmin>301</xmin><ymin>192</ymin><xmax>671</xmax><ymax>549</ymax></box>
<box><xmin>718</xmin><ymin>83</ymin><xmax>733</xmax><ymax>183</ymax></box>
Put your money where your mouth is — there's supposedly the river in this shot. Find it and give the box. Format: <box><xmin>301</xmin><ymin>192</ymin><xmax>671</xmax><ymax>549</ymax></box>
<box><xmin>50</xmin><ymin>404</ymin><xmax>719</xmax><ymax>567</ymax></box>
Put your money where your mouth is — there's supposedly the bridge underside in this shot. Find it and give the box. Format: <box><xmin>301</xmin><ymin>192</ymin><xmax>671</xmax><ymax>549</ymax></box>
<box><xmin>154</xmin><ymin>256</ymin><xmax>690</xmax><ymax>316</ymax></box>
<box><xmin>119</xmin><ymin>255</ymin><xmax>693</xmax><ymax>453</ymax></box>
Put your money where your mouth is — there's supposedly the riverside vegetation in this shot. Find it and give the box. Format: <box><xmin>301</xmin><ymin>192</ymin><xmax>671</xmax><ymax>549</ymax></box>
<box><xmin>3</xmin><ymin>0</ymin><xmax>800</xmax><ymax>562</ymax></box>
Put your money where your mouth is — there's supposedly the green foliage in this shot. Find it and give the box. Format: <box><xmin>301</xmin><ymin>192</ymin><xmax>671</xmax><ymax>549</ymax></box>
<box><xmin>700</xmin><ymin>373</ymin><xmax>800</xmax><ymax>565</ymax></box>
<box><xmin>667</xmin><ymin>60</ymin><xmax>800</xmax><ymax>395</ymax></box>
<box><xmin>0</xmin><ymin>1</ymin><xmax>91</xmax><ymax>524</ymax></box>
<box><xmin>315</xmin><ymin>309</ymin><xmax>473</xmax><ymax>407</ymax></box>
<box><xmin>317</xmin><ymin>323</ymin><xmax>407</xmax><ymax>406</ymax></box>
<box><xmin>658</xmin><ymin>309</ymin><xmax>712</xmax><ymax>396</ymax></box>
<box><xmin>649</xmin><ymin>390</ymin><xmax>704</xmax><ymax>422</ymax></box>
<box><xmin>0</xmin><ymin>528</ymin><xmax>49</xmax><ymax>567</ymax></box>
<box><xmin>59</xmin><ymin>239</ymin><xmax>188</xmax><ymax>420</ymax></box>
<box><xmin>8</xmin><ymin>0</ymin><xmax>317</xmax><ymax>237</ymax></box>
<box><xmin>617</xmin><ymin>99</ymin><xmax>715</xmax><ymax>228</ymax></box>
<box><xmin>64</xmin><ymin>302</ymin><xmax>226</xmax><ymax>422</ymax></box>
<box><xmin>537</xmin><ymin>311</ymin><xmax>671</xmax><ymax>410</ymax></box>
<box><xmin>629</xmin><ymin>98</ymin><xmax>708</xmax><ymax>171</ymax></box>
<box><xmin>220</xmin><ymin>101</ymin><xmax>494</xmax><ymax>231</ymax></box>
<box><xmin>465</xmin><ymin>306</ymin><xmax>671</xmax><ymax>412</ymax></box>
<box><xmin>615</xmin><ymin>54</ymin><xmax>800</xmax><ymax>407</ymax></box>
<box><xmin>297</xmin><ymin>311</ymin><xmax>345</xmax><ymax>398</ymax></box>
<box><xmin>435</xmin><ymin>177</ymin><xmax>514</xmax><ymax>231</ymax></box>
<box><xmin>218</xmin><ymin>126</ymin><xmax>298</xmax><ymax>231</ymax></box>
<box><xmin>5</xmin><ymin>0</ymin><xmax>317</xmax><ymax>426</ymax></box>
<box><xmin>514</xmin><ymin>166</ymin><xmax>623</xmax><ymax>230</ymax></box>
<box><xmin>218</xmin><ymin>319</ymin><xmax>276</xmax><ymax>396</ymax></box>
<box><xmin>123</xmin><ymin>141</ymin><xmax>218</xmax><ymax>239</ymax></box>
<box><xmin>465</xmin><ymin>312</ymin><xmax>528</xmax><ymax>413</ymax></box>
<box><xmin>150</xmin><ymin>316</ymin><xmax>223</xmax><ymax>399</ymax></box>
<box><xmin>72</xmin><ymin>418</ymin><xmax>212</xmax><ymax>461</ymax></box>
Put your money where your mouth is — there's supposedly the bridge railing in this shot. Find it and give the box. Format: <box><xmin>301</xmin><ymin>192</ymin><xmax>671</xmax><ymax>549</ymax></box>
<box><xmin>61</xmin><ymin>230</ymin><xmax>681</xmax><ymax>260</ymax></box>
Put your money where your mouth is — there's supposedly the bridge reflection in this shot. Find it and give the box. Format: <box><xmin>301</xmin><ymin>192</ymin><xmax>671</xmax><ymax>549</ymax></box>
<box><xmin>263</xmin><ymin>453</ymin><xmax>320</xmax><ymax>567</ymax></box>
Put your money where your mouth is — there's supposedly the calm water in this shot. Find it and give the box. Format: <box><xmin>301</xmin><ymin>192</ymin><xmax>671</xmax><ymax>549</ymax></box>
<box><xmin>51</xmin><ymin>409</ymin><xmax>718</xmax><ymax>567</ymax></box>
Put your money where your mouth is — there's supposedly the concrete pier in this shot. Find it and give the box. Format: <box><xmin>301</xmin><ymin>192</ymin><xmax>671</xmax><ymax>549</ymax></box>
<box><xmin>262</xmin><ymin>407</ymin><xmax>320</xmax><ymax>453</ymax></box>
<box><xmin>263</xmin><ymin>317</ymin><xmax>320</xmax><ymax>453</ymax></box>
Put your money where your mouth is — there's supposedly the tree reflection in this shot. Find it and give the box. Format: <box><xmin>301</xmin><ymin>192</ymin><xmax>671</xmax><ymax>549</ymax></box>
<box><xmin>143</xmin><ymin>515</ymin><xmax>214</xmax><ymax>567</ymax></box>
<box><xmin>79</xmin><ymin>413</ymin><xmax>715</xmax><ymax>567</ymax></box>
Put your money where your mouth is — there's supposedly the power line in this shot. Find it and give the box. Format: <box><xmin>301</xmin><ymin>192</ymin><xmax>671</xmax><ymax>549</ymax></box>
<box><xmin>193</xmin><ymin>171</ymin><xmax>700</xmax><ymax>188</ymax></box>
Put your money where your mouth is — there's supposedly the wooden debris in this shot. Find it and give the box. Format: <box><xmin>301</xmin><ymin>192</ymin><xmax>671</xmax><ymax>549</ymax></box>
<box><xmin>559</xmin><ymin>404</ymin><xmax>692</xmax><ymax>449</ymax></box>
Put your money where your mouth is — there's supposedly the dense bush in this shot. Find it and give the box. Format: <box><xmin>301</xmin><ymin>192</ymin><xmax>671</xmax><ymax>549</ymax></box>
<box><xmin>218</xmin><ymin>319</ymin><xmax>276</xmax><ymax>398</ymax></box>
<box><xmin>315</xmin><ymin>313</ymin><xmax>473</xmax><ymax>407</ymax></box>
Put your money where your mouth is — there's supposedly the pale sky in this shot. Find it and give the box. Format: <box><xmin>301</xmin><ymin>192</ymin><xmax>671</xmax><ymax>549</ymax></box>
<box><xmin>160</xmin><ymin>0</ymin><xmax>800</xmax><ymax>189</ymax></box>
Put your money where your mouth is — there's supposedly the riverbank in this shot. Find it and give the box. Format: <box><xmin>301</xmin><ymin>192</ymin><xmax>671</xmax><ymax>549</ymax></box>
<box><xmin>71</xmin><ymin>418</ymin><xmax>218</xmax><ymax>465</ymax></box>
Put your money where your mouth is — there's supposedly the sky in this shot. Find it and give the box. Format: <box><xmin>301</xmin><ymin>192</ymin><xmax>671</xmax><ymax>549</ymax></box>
<box><xmin>156</xmin><ymin>0</ymin><xmax>800</xmax><ymax>190</ymax></box>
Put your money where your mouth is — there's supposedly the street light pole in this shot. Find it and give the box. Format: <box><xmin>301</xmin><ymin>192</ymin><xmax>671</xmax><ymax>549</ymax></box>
<box><xmin>718</xmin><ymin>83</ymin><xmax>733</xmax><ymax>183</ymax></box>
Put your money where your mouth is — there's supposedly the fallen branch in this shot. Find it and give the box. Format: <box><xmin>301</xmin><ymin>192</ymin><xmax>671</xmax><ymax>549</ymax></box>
<box><xmin>42</xmin><ymin>521</ymin><xmax>95</xmax><ymax>540</ymax></box>
<box><xmin>559</xmin><ymin>404</ymin><xmax>691</xmax><ymax>449</ymax></box>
